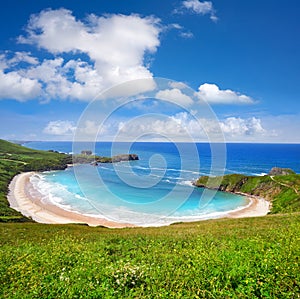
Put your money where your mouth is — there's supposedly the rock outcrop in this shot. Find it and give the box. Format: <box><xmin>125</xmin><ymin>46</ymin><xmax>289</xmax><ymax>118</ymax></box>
<box><xmin>268</xmin><ymin>167</ymin><xmax>295</xmax><ymax>176</ymax></box>
<box><xmin>111</xmin><ymin>154</ymin><xmax>139</xmax><ymax>163</ymax></box>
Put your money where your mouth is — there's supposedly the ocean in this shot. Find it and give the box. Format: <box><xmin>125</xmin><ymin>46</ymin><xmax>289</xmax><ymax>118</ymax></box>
<box><xmin>25</xmin><ymin>142</ymin><xmax>300</xmax><ymax>226</ymax></box>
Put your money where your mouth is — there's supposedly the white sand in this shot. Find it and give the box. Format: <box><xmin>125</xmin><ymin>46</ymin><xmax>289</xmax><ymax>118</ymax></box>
<box><xmin>227</xmin><ymin>194</ymin><xmax>270</xmax><ymax>218</ymax></box>
<box><xmin>8</xmin><ymin>172</ymin><xmax>135</xmax><ymax>228</ymax></box>
<box><xmin>7</xmin><ymin>172</ymin><xmax>270</xmax><ymax>228</ymax></box>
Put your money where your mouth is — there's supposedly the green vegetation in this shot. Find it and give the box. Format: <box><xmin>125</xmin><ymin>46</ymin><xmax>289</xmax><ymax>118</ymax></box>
<box><xmin>1</xmin><ymin>139</ymin><xmax>300</xmax><ymax>297</ymax></box>
<box><xmin>72</xmin><ymin>154</ymin><xmax>112</xmax><ymax>164</ymax></box>
<box><xmin>0</xmin><ymin>139</ymin><xmax>139</xmax><ymax>221</ymax></box>
<box><xmin>0</xmin><ymin>139</ymin><xmax>72</xmax><ymax>222</ymax></box>
<box><xmin>0</xmin><ymin>214</ymin><xmax>299</xmax><ymax>298</ymax></box>
<box><xmin>194</xmin><ymin>173</ymin><xmax>300</xmax><ymax>214</ymax></box>
<box><xmin>71</xmin><ymin>153</ymin><xmax>139</xmax><ymax>164</ymax></box>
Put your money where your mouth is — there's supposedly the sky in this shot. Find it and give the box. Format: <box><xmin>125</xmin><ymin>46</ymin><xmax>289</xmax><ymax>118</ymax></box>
<box><xmin>0</xmin><ymin>0</ymin><xmax>299</xmax><ymax>143</ymax></box>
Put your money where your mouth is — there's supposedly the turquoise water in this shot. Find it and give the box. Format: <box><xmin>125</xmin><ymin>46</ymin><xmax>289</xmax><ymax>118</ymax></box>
<box><xmin>26</xmin><ymin>142</ymin><xmax>300</xmax><ymax>226</ymax></box>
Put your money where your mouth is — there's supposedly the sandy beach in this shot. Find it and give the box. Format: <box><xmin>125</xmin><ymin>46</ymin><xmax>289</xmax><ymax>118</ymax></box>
<box><xmin>8</xmin><ymin>172</ymin><xmax>135</xmax><ymax>228</ymax></box>
<box><xmin>7</xmin><ymin>172</ymin><xmax>270</xmax><ymax>228</ymax></box>
<box><xmin>227</xmin><ymin>193</ymin><xmax>270</xmax><ymax>219</ymax></box>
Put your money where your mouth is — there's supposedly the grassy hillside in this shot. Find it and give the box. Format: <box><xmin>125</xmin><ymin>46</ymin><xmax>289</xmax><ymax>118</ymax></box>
<box><xmin>194</xmin><ymin>173</ymin><xmax>300</xmax><ymax>213</ymax></box>
<box><xmin>0</xmin><ymin>139</ymin><xmax>299</xmax><ymax>298</ymax></box>
<box><xmin>1</xmin><ymin>214</ymin><xmax>299</xmax><ymax>298</ymax></box>
<box><xmin>0</xmin><ymin>139</ymin><xmax>72</xmax><ymax>222</ymax></box>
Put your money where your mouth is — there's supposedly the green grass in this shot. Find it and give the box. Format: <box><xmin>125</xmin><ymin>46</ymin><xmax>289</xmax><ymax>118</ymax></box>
<box><xmin>1</xmin><ymin>214</ymin><xmax>299</xmax><ymax>298</ymax></box>
<box><xmin>194</xmin><ymin>173</ymin><xmax>300</xmax><ymax>214</ymax></box>
<box><xmin>1</xmin><ymin>139</ymin><xmax>300</xmax><ymax>297</ymax></box>
<box><xmin>0</xmin><ymin>139</ymin><xmax>72</xmax><ymax>221</ymax></box>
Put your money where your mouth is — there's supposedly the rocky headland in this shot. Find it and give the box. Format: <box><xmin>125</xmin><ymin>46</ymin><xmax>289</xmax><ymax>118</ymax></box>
<box><xmin>193</xmin><ymin>167</ymin><xmax>300</xmax><ymax>214</ymax></box>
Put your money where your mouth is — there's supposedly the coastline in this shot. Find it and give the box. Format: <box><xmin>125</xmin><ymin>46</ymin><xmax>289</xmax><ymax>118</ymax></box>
<box><xmin>8</xmin><ymin>172</ymin><xmax>135</xmax><ymax>228</ymax></box>
<box><xmin>7</xmin><ymin>172</ymin><xmax>270</xmax><ymax>228</ymax></box>
<box><xmin>226</xmin><ymin>193</ymin><xmax>270</xmax><ymax>219</ymax></box>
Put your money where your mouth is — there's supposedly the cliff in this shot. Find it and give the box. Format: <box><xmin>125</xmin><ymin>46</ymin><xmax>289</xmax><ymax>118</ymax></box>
<box><xmin>193</xmin><ymin>169</ymin><xmax>300</xmax><ymax>214</ymax></box>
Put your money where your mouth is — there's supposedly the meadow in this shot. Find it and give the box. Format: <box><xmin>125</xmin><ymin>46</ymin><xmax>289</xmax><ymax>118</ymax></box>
<box><xmin>1</xmin><ymin>214</ymin><xmax>299</xmax><ymax>298</ymax></box>
<box><xmin>0</xmin><ymin>139</ymin><xmax>299</xmax><ymax>298</ymax></box>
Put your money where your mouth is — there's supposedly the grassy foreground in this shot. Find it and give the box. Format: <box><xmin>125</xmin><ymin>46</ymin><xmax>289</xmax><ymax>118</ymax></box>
<box><xmin>1</xmin><ymin>214</ymin><xmax>299</xmax><ymax>298</ymax></box>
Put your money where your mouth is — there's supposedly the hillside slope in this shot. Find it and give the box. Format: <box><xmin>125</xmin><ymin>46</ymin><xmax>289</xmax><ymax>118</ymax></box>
<box><xmin>0</xmin><ymin>139</ymin><xmax>72</xmax><ymax>221</ymax></box>
<box><xmin>193</xmin><ymin>173</ymin><xmax>300</xmax><ymax>213</ymax></box>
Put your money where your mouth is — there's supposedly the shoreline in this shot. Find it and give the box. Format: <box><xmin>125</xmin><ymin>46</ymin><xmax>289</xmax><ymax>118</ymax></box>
<box><xmin>7</xmin><ymin>172</ymin><xmax>270</xmax><ymax>228</ymax></box>
<box><xmin>226</xmin><ymin>193</ymin><xmax>270</xmax><ymax>219</ymax></box>
<box><xmin>8</xmin><ymin>172</ymin><xmax>135</xmax><ymax>228</ymax></box>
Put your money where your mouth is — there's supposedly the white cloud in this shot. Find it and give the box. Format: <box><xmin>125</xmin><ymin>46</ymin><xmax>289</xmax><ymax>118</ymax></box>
<box><xmin>196</xmin><ymin>83</ymin><xmax>255</xmax><ymax>104</ymax></box>
<box><xmin>165</xmin><ymin>23</ymin><xmax>194</xmax><ymax>39</ymax></box>
<box><xmin>43</xmin><ymin>120</ymin><xmax>76</xmax><ymax>135</ymax></box>
<box><xmin>179</xmin><ymin>0</ymin><xmax>218</xmax><ymax>21</ymax></box>
<box><xmin>24</xmin><ymin>58</ymin><xmax>103</xmax><ymax>101</ymax></box>
<box><xmin>116</xmin><ymin>112</ymin><xmax>267</xmax><ymax>142</ymax></box>
<box><xmin>0</xmin><ymin>52</ymin><xmax>42</xmax><ymax>101</ymax></box>
<box><xmin>155</xmin><ymin>88</ymin><xmax>194</xmax><ymax>106</ymax></box>
<box><xmin>180</xmin><ymin>31</ymin><xmax>194</xmax><ymax>38</ymax></box>
<box><xmin>168</xmin><ymin>81</ymin><xmax>188</xmax><ymax>90</ymax></box>
<box><xmin>220</xmin><ymin>117</ymin><xmax>265</xmax><ymax>136</ymax></box>
<box><xmin>77</xmin><ymin>120</ymin><xmax>101</xmax><ymax>136</ymax></box>
<box><xmin>8</xmin><ymin>52</ymin><xmax>39</xmax><ymax>66</ymax></box>
<box><xmin>0</xmin><ymin>9</ymin><xmax>162</xmax><ymax>101</ymax></box>
<box><xmin>0</xmin><ymin>51</ymin><xmax>39</xmax><ymax>68</ymax></box>
<box><xmin>0</xmin><ymin>69</ymin><xmax>41</xmax><ymax>101</ymax></box>
<box><xmin>18</xmin><ymin>9</ymin><xmax>161</xmax><ymax>96</ymax></box>
<box><xmin>118</xmin><ymin>115</ymin><xmax>190</xmax><ymax>140</ymax></box>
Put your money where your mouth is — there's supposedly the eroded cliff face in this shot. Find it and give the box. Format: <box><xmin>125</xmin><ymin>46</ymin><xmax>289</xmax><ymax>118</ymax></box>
<box><xmin>193</xmin><ymin>169</ymin><xmax>300</xmax><ymax>214</ymax></box>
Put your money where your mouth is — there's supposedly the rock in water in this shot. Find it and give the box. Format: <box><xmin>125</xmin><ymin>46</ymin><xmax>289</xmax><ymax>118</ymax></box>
<box><xmin>111</xmin><ymin>154</ymin><xmax>139</xmax><ymax>163</ymax></box>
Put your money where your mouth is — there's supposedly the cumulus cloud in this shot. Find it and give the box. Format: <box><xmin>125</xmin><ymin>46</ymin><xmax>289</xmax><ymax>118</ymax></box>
<box><xmin>116</xmin><ymin>112</ymin><xmax>266</xmax><ymax>142</ymax></box>
<box><xmin>0</xmin><ymin>52</ymin><xmax>42</xmax><ymax>101</ymax></box>
<box><xmin>196</xmin><ymin>83</ymin><xmax>255</xmax><ymax>104</ymax></box>
<box><xmin>20</xmin><ymin>9</ymin><xmax>160</xmax><ymax>87</ymax></box>
<box><xmin>0</xmin><ymin>9</ymin><xmax>161</xmax><ymax>101</ymax></box>
<box><xmin>8</xmin><ymin>51</ymin><xmax>39</xmax><ymax>66</ymax></box>
<box><xmin>118</xmin><ymin>115</ymin><xmax>190</xmax><ymax>140</ymax></box>
<box><xmin>220</xmin><ymin>117</ymin><xmax>265</xmax><ymax>136</ymax></box>
<box><xmin>0</xmin><ymin>69</ymin><xmax>41</xmax><ymax>101</ymax></box>
<box><xmin>43</xmin><ymin>120</ymin><xmax>76</xmax><ymax>135</ymax></box>
<box><xmin>23</xmin><ymin>57</ymin><xmax>104</xmax><ymax>101</ymax></box>
<box><xmin>155</xmin><ymin>88</ymin><xmax>194</xmax><ymax>106</ymax></box>
<box><xmin>177</xmin><ymin>0</ymin><xmax>218</xmax><ymax>21</ymax></box>
<box><xmin>0</xmin><ymin>51</ymin><xmax>39</xmax><ymax>68</ymax></box>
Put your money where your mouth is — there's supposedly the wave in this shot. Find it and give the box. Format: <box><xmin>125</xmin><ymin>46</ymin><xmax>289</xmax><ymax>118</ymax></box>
<box><xmin>29</xmin><ymin>173</ymin><xmax>90</xmax><ymax>212</ymax></box>
<box><xmin>82</xmin><ymin>198</ymin><xmax>251</xmax><ymax>227</ymax></box>
<box><xmin>114</xmin><ymin>164</ymin><xmax>201</xmax><ymax>175</ymax></box>
<box><xmin>28</xmin><ymin>165</ymin><xmax>249</xmax><ymax>227</ymax></box>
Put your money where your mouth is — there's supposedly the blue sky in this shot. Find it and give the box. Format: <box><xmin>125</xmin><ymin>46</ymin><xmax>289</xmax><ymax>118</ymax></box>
<box><xmin>0</xmin><ymin>0</ymin><xmax>299</xmax><ymax>142</ymax></box>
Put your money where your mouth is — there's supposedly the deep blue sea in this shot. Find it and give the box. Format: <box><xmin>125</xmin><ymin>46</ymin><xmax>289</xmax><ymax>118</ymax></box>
<box><xmin>25</xmin><ymin>142</ymin><xmax>300</xmax><ymax>226</ymax></box>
